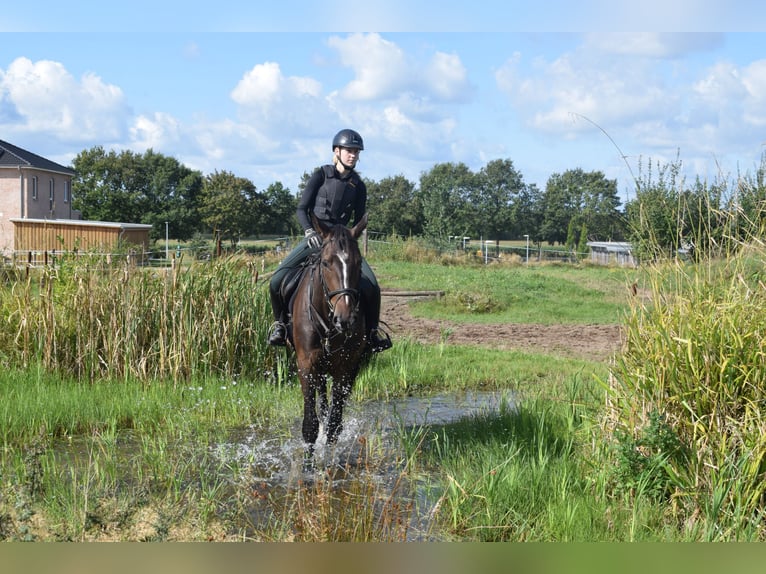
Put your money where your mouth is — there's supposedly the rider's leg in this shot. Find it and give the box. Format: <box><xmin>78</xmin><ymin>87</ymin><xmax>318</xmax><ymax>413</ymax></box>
<box><xmin>268</xmin><ymin>271</ymin><xmax>288</xmax><ymax>346</ymax></box>
<box><xmin>267</xmin><ymin>239</ymin><xmax>313</xmax><ymax>346</ymax></box>
<box><xmin>361</xmin><ymin>259</ymin><xmax>391</xmax><ymax>353</ymax></box>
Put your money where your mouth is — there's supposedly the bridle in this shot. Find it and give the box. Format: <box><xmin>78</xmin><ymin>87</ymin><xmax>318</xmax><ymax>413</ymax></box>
<box><xmin>320</xmin><ymin>268</ymin><xmax>360</xmax><ymax>317</ymax></box>
<box><xmin>308</xmin><ymin>233</ymin><xmax>361</xmax><ymax>342</ymax></box>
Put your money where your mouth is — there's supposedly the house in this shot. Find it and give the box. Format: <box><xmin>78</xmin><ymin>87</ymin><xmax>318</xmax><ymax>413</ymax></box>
<box><xmin>0</xmin><ymin>138</ymin><xmax>79</xmax><ymax>256</ymax></box>
<box><xmin>0</xmin><ymin>140</ymin><xmax>151</xmax><ymax>263</ymax></box>
<box><xmin>586</xmin><ymin>241</ymin><xmax>636</xmax><ymax>267</ymax></box>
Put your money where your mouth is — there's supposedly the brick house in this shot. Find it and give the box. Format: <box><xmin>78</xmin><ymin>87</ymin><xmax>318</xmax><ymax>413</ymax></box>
<box><xmin>0</xmin><ymin>139</ymin><xmax>80</xmax><ymax>256</ymax></box>
<box><xmin>0</xmin><ymin>140</ymin><xmax>153</xmax><ymax>263</ymax></box>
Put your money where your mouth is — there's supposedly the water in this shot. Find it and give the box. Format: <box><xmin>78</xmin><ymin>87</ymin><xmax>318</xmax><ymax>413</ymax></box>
<box><xmin>48</xmin><ymin>390</ymin><xmax>513</xmax><ymax>540</ymax></box>
<box><xmin>211</xmin><ymin>390</ymin><xmax>514</xmax><ymax>539</ymax></box>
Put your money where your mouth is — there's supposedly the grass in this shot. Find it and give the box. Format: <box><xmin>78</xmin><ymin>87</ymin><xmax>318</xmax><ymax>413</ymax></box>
<box><xmin>2</xmin><ymin>232</ymin><xmax>766</xmax><ymax>541</ymax></box>
<box><xmin>372</xmin><ymin>259</ymin><xmax>633</xmax><ymax>324</ymax></box>
<box><xmin>355</xmin><ymin>337</ymin><xmax>606</xmax><ymax>401</ymax></box>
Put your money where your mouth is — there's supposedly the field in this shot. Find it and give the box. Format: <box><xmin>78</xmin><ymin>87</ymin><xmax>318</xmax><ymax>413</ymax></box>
<box><xmin>2</xmin><ymin>242</ymin><xmax>765</xmax><ymax>542</ymax></box>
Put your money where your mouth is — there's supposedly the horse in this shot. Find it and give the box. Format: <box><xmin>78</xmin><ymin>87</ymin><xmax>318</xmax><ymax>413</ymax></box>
<box><xmin>289</xmin><ymin>212</ymin><xmax>369</xmax><ymax>458</ymax></box>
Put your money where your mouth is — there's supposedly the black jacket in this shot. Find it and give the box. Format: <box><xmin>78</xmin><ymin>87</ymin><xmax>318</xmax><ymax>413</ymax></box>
<box><xmin>297</xmin><ymin>165</ymin><xmax>367</xmax><ymax>232</ymax></box>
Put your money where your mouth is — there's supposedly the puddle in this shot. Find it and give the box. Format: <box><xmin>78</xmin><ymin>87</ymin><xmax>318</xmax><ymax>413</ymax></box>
<box><xmin>48</xmin><ymin>390</ymin><xmax>514</xmax><ymax>540</ymax></box>
<box><xmin>214</xmin><ymin>390</ymin><xmax>512</xmax><ymax>481</ymax></box>
<box><xmin>212</xmin><ymin>390</ymin><xmax>515</xmax><ymax>539</ymax></box>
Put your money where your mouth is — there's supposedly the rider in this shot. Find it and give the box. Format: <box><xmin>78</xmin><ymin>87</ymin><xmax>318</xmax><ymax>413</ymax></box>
<box><xmin>267</xmin><ymin>129</ymin><xmax>392</xmax><ymax>353</ymax></box>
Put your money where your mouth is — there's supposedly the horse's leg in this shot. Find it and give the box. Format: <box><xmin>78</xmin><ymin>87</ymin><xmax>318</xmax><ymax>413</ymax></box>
<box><xmin>326</xmin><ymin>374</ymin><xmax>355</xmax><ymax>445</ymax></box>
<box><xmin>297</xmin><ymin>359</ymin><xmax>322</xmax><ymax>450</ymax></box>
<box><xmin>318</xmin><ymin>376</ymin><xmax>329</xmax><ymax>426</ymax></box>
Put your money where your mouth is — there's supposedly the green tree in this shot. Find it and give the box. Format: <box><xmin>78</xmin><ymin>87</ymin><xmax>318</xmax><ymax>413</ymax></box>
<box><xmin>262</xmin><ymin>181</ymin><xmax>298</xmax><ymax>236</ymax></box>
<box><xmin>540</xmin><ymin>171</ymin><xmax>582</xmax><ymax>245</ymax></box>
<box><xmin>473</xmin><ymin>159</ymin><xmax>525</xmax><ymax>250</ymax></box>
<box><xmin>513</xmin><ymin>182</ymin><xmax>544</xmax><ymax>245</ymax></box>
<box><xmin>729</xmin><ymin>152</ymin><xmax>766</xmax><ymax>241</ymax></box>
<box><xmin>418</xmin><ymin>162</ymin><xmax>476</xmax><ymax>243</ymax></box>
<box><xmin>72</xmin><ymin>146</ymin><xmax>148</xmax><ymax>225</ymax></box>
<box><xmin>199</xmin><ymin>170</ymin><xmax>261</xmax><ymax>245</ymax></box>
<box><xmin>366</xmin><ymin>175</ymin><xmax>423</xmax><ymax>236</ymax></box>
<box><xmin>623</xmin><ymin>157</ymin><xmax>718</xmax><ymax>261</ymax></box>
<box><xmin>540</xmin><ymin>168</ymin><xmax>623</xmax><ymax>245</ymax></box>
<box><xmin>577</xmin><ymin>221</ymin><xmax>589</xmax><ymax>259</ymax></box>
<box><xmin>565</xmin><ymin>219</ymin><xmax>578</xmax><ymax>253</ymax></box>
<box><xmin>72</xmin><ymin>146</ymin><xmax>203</xmax><ymax>241</ymax></box>
<box><xmin>579</xmin><ymin>170</ymin><xmax>624</xmax><ymax>241</ymax></box>
<box><xmin>139</xmin><ymin>149</ymin><xmax>203</xmax><ymax>241</ymax></box>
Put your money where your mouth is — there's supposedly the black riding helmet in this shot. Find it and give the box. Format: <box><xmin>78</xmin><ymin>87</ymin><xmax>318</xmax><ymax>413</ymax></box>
<box><xmin>332</xmin><ymin>129</ymin><xmax>364</xmax><ymax>151</ymax></box>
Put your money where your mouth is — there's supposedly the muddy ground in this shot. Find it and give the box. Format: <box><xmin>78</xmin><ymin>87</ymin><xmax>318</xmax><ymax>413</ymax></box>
<box><xmin>380</xmin><ymin>292</ymin><xmax>622</xmax><ymax>361</ymax></box>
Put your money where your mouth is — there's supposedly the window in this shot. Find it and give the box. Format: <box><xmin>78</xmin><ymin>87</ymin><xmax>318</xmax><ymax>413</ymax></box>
<box><xmin>31</xmin><ymin>176</ymin><xmax>38</xmax><ymax>200</ymax></box>
<box><xmin>63</xmin><ymin>180</ymin><xmax>70</xmax><ymax>204</ymax></box>
<box><xmin>49</xmin><ymin>179</ymin><xmax>54</xmax><ymax>211</ymax></box>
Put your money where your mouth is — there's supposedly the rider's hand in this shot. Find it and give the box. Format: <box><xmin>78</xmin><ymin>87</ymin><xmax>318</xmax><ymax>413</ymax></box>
<box><xmin>305</xmin><ymin>229</ymin><xmax>322</xmax><ymax>249</ymax></box>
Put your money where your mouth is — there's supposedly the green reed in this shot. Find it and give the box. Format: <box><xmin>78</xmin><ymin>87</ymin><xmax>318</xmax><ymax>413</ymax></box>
<box><xmin>0</xmin><ymin>253</ymin><xmax>274</xmax><ymax>382</ymax></box>
<box><xmin>605</xmin><ymin>237</ymin><xmax>766</xmax><ymax>538</ymax></box>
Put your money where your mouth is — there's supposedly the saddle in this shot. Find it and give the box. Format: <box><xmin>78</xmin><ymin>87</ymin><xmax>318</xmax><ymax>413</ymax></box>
<box><xmin>278</xmin><ymin>255</ymin><xmax>320</xmax><ymax>344</ymax></box>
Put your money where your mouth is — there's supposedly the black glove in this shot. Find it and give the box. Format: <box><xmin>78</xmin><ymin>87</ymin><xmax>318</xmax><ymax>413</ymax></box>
<box><xmin>305</xmin><ymin>229</ymin><xmax>322</xmax><ymax>249</ymax></box>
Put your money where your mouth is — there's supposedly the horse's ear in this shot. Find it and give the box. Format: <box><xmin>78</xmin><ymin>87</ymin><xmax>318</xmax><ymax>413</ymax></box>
<box><xmin>311</xmin><ymin>214</ymin><xmax>331</xmax><ymax>238</ymax></box>
<box><xmin>350</xmin><ymin>213</ymin><xmax>368</xmax><ymax>239</ymax></box>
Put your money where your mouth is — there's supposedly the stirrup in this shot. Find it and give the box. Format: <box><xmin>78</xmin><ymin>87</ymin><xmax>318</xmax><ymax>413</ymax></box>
<box><xmin>368</xmin><ymin>327</ymin><xmax>392</xmax><ymax>353</ymax></box>
<box><xmin>268</xmin><ymin>322</ymin><xmax>287</xmax><ymax>346</ymax></box>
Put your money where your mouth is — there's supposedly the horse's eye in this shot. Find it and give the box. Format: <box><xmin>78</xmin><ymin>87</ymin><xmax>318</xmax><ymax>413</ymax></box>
<box><xmin>321</xmin><ymin>260</ymin><xmax>331</xmax><ymax>268</ymax></box>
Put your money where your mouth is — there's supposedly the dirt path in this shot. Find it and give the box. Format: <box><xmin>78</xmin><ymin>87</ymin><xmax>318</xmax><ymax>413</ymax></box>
<box><xmin>380</xmin><ymin>293</ymin><xmax>622</xmax><ymax>361</ymax></box>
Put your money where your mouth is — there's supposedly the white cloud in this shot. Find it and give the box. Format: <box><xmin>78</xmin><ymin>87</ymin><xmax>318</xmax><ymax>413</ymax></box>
<box><xmin>0</xmin><ymin>57</ymin><xmax>128</xmax><ymax>140</ymax></box>
<box><xmin>328</xmin><ymin>33</ymin><xmax>472</xmax><ymax>103</ymax></box>
<box><xmin>425</xmin><ymin>51</ymin><xmax>471</xmax><ymax>102</ymax></box>
<box><xmin>328</xmin><ymin>33</ymin><xmax>410</xmax><ymax>100</ymax></box>
<box><xmin>129</xmin><ymin>112</ymin><xmax>182</xmax><ymax>152</ymax></box>
<box><xmin>231</xmin><ymin>61</ymin><xmax>323</xmax><ymax>112</ymax></box>
<box><xmin>741</xmin><ymin>60</ymin><xmax>766</xmax><ymax>127</ymax></box>
<box><xmin>496</xmin><ymin>51</ymin><xmax>671</xmax><ymax>137</ymax></box>
<box><xmin>229</xmin><ymin>61</ymin><xmax>327</xmax><ymax>139</ymax></box>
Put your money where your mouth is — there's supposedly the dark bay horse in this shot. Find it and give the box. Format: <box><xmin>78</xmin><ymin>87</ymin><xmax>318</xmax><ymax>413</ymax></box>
<box><xmin>290</xmin><ymin>213</ymin><xmax>369</xmax><ymax>455</ymax></box>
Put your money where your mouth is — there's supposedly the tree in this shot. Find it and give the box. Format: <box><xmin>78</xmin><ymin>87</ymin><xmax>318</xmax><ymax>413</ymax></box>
<box><xmin>365</xmin><ymin>175</ymin><xmax>423</xmax><ymax>236</ymax></box>
<box><xmin>513</xmin><ymin>182</ymin><xmax>544</xmax><ymax>246</ymax></box>
<box><xmin>625</xmin><ymin>157</ymin><xmax>692</xmax><ymax>260</ymax></box>
<box><xmin>473</xmin><ymin>158</ymin><xmax>526</xmax><ymax>249</ymax></box>
<box><xmin>540</xmin><ymin>168</ymin><xmax>623</xmax><ymax>245</ymax></box>
<box><xmin>729</xmin><ymin>152</ymin><xmax>766</xmax><ymax>241</ymax></box>
<box><xmin>418</xmin><ymin>162</ymin><xmax>476</xmax><ymax>243</ymax></box>
<box><xmin>579</xmin><ymin>170</ymin><xmax>624</xmax><ymax>241</ymax></box>
<box><xmin>577</xmin><ymin>221</ymin><xmax>589</xmax><ymax>258</ymax></box>
<box><xmin>198</xmin><ymin>170</ymin><xmax>261</xmax><ymax>245</ymax></box>
<box><xmin>139</xmin><ymin>149</ymin><xmax>204</xmax><ymax>241</ymax></box>
<box><xmin>262</xmin><ymin>182</ymin><xmax>298</xmax><ymax>236</ymax></box>
<box><xmin>72</xmin><ymin>146</ymin><xmax>148</xmax><ymax>225</ymax></box>
<box><xmin>72</xmin><ymin>146</ymin><xmax>203</xmax><ymax>241</ymax></box>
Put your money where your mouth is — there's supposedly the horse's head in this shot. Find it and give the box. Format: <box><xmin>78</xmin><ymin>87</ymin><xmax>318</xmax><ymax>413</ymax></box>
<box><xmin>312</xmin><ymin>213</ymin><xmax>368</xmax><ymax>334</ymax></box>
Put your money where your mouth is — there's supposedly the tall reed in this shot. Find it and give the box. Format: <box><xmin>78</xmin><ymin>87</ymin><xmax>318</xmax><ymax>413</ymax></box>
<box><xmin>0</xmin><ymin>253</ymin><xmax>274</xmax><ymax>383</ymax></box>
<box><xmin>605</xmin><ymin>234</ymin><xmax>766</xmax><ymax>537</ymax></box>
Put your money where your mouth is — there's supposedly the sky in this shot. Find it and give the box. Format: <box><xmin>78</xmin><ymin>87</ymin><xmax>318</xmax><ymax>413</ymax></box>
<box><xmin>2</xmin><ymin>3</ymin><xmax>766</xmax><ymax>205</ymax></box>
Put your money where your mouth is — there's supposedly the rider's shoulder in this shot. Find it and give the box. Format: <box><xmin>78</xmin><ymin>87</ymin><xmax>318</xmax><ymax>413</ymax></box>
<box><xmin>320</xmin><ymin>164</ymin><xmax>336</xmax><ymax>178</ymax></box>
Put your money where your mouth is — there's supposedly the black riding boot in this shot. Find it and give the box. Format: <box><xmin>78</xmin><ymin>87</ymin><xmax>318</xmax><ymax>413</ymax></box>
<box><xmin>363</xmin><ymin>288</ymin><xmax>391</xmax><ymax>353</ymax></box>
<box><xmin>268</xmin><ymin>289</ymin><xmax>287</xmax><ymax>347</ymax></box>
<box><xmin>368</xmin><ymin>326</ymin><xmax>392</xmax><ymax>353</ymax></box>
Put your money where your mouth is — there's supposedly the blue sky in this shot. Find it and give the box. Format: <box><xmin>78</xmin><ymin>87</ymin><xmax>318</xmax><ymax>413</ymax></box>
<box><xmin>3</xmin><ymin>3</ymin><xmax>766</xmax><ymax>205</ymax></box>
